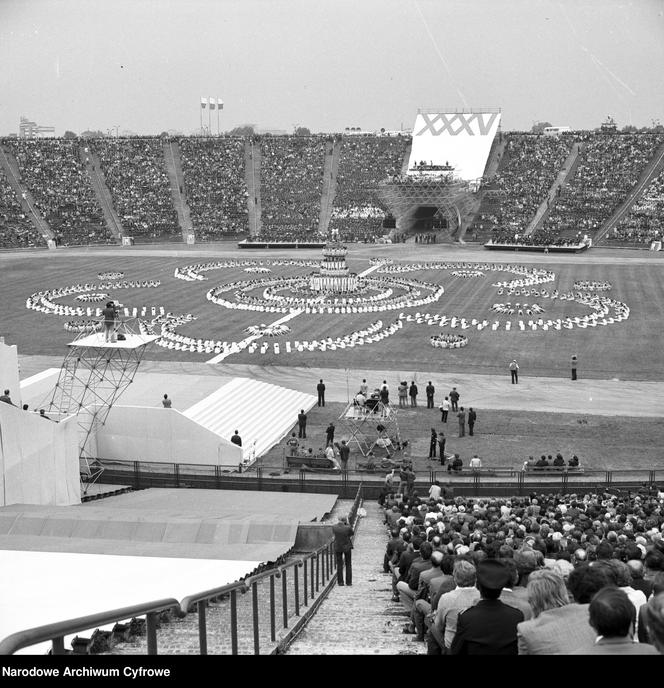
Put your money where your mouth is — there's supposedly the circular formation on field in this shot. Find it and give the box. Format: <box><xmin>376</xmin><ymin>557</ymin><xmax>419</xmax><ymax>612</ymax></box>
<box><xmin>24</xmin><ymin>257</ymin><xmax>632</xmax><ymax>360</ymax></box>
<box><xmin>97</xmin><ymin>271</ymin><xmax>124</xmax><ymax>280</ymax></box>
<box><xmin>206</xmin><ymin>275</ymin><xmax>444</xmax><ymax>314</ymax></box>
<box><xmin>75</xmin><ymin>293</ymin><xmax>109</xmax><ymax>302</ymax></box>
<box><xmin>451</xmin><ymin>269</ymin><xmax>484</xmax><ymax>278</ymax></box>
<box><xmin>430</xmin><ymin>333</ymin><xmax>468</xmax><ymax>349</ymax></box>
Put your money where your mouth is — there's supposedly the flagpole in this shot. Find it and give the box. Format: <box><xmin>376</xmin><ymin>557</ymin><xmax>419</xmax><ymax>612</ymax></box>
<box><xmin>208</xmin><ymin>103</ymin><xmax>211</xmax><ymax>136</ymax></box>
<box><xmin>217</xmin><ymin>100</ymin><xmax>220</xmax><ymax>135</ymax></box>
<box><xmin>200</xmin><ymin>98</ymin><xmax>203</xmax><ymax>135</ymax></box>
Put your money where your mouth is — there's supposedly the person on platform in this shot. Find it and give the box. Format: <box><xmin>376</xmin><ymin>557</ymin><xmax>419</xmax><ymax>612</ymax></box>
<box><xmin>333</xmin><ymin>515</ymin><xmax>354</xmax><ymax>586</ymax></box>
<box><xmin>469</xmin><ymin>454</ymin><xmax>482</xmax><ymax>471</ymax></box>
<box><xmin>161</xmin><ymin>394</ymin><xmax>172</xmax><ymax>408</ymax></box>
<box><xmin>102</xmin><ymin>300</ymin><xmax>118</xmax><ymax>343</ymax></box>
<box><xmin>297</xmin><ymin>409</ymin><xmax>307</xmax><ymax>438</ymax></box>
<box><xmin>0</xmin><ymin>389</ymin><xmax>14</xmax><ymax>405</ymax></box>
<box><xmin>317</xmin><ymin>379</ymin><xmax>326</xmax><ymax>407</ymax></box>
<box><xmin>230</xmin><ymin>430</ymin><xmax>242</xmax><ymax>447</ymax></box>
<box><xmin>571</xmin><ymin>355</ymin><xmax>578</xmax><ymax>381</ymax></box>
<box><xmin>359</xmin><ymin>379</ymin><xmax>369</xmax><ymax>397</ymax></box>
<box><xmin>39</xmin><ymin>408</ymin><xmax>52</xmax><ymax>421</ymax></box>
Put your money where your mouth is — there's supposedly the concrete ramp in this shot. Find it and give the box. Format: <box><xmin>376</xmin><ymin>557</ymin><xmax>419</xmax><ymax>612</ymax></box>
<box><xmin>183</xmin><ymin>377</ymin><xmax>316</xmax><ymax>460</ymax></box>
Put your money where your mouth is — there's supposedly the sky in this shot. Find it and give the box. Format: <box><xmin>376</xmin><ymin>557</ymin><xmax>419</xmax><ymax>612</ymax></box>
<box><xmin>1</xmin><ymin>0</ymin><xmax>663</xmax><ymax>136</ymax></box>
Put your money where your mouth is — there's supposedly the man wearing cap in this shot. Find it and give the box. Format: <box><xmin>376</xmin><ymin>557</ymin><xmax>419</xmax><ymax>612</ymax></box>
<box><xmin>449</xmin><ymin>559</ymin><xmax>524</xmax><ymax>654</ymax></box>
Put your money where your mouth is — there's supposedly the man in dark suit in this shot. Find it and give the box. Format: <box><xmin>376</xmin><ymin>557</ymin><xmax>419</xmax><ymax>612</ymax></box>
<box><xmin>297</xmin><ymin>409</ymin><xmax>307</xmax><ymax>438</ymax></box>
<box><xmin>316</xmin><ymin>379</ymin><xmax>326</xmax><ymax>407</ymax></box>
<box><xmin>332</xmin><ymin>515</ymin><xmax>354</xmax><ymax>586</ymax></box>
<box><xmin>467</xmin><ymin>407</ymin><xmax>477</xmax><ymax>436</ymax></box>
<box><xmin>571</xmin><ymin>587</ymin><xmax>658</xmax><ymax>654</ymax></box>
<box><xmin>449</xmin><ymin>559</ymin><xmax>524</xmax><ymax>655</ymax></box>
<box><xmin>425</xmin><ymin>381</ymin><xmax>435</xmax><ymax>409</ymax></box>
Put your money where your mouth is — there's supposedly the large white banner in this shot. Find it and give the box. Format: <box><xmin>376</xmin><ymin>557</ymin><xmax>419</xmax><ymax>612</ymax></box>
<box><xmin>408</xmin><ymin>111</ymin><xmax>501</xmax><ymax>181</ymax></box>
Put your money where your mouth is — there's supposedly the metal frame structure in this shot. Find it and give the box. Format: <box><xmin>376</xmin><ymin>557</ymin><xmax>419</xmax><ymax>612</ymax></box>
<box><xmin>47</xmin><ymin>319</ymin><xmax>157</xmax><ymax>494</ymax></box>
<box><xmin>338</xmin><ymin>400</ymin><xmax>402</xmax><ymax>458</ymax></box>
<box><xmin>378</xmin><ymin>176</ymin><xmax>476</xmax><ymax>235</ymax></box>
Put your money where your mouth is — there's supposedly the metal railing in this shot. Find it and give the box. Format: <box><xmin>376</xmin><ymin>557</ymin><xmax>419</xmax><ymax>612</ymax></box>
<box><xmin>178</xmin><ymin>540</ymin><xmax>337</xmax><ymax>655</ymax></box>
<box><xmin>1</xmin><ymin>485</ymin><xmax>366</xmax><ymax>656</ymax></box>
<box><xmin>94</xmin><ymin>458</ymin><xmax>663</xmax><ymax>500</ymax></box>
<box><xmin>0</xmin><ymin>599</ymin><xmax>179</xmax><ymax>656</ymax></box>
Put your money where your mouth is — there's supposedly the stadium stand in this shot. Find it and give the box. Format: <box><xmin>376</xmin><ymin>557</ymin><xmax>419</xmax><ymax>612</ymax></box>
<box><xmin>470</xmin><ymin>134</ymin><xmax>573</xmax><ymax>242</ymax></box>
<box><xmin>91</xmin><ymin>138</ymin><xmax>179</xmax><ymax>241</ymax></box>
<box><xmin>258</xmin><ymin>135</ymin><xmax>328</xmax><ymax>242</ymax></box>
<box><xmin>179</xmin><ymin>136</ymin><xmax>249</xmax><ymax>240</ymax></box>
<box><xmin>607</xmin><ymin>168</ymin><xmax>664</xmax><ymax>246</ymax></box>
<box><xmin>0</xmin><ymin>167</ymin><xmax>44</xmax><ymax>248</ymax></box>
<box><xmin>330</xmin><ymin>135</ymin><xmax>410</xmax><ymax>243</ymax></box>
<box><xmin>540</xmin><ymin>133</ymin><xmax>664</xmax><ymax>242</ymax></box>
<box><xmin>383</xmin><ymin>487</ymin><xmax>664</xmax><ymax>652</ymax></box>
<box><xmin>5</xmin><ymin>138</ymin><xmax>111</xmax><ymax>246</ymax></box>
<box><xmin>2</xmin><ymin>132</ymin><xmax>664</xmax><ymax>250</ymax></box>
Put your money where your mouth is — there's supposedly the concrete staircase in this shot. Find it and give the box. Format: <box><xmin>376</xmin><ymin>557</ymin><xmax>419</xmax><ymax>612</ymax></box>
<box><xmin>594</xmin><ymin>139</ymin><xmax>664</xmax><ymax>244</ymax></box>
<box><xmin>285</xmin><ymin>501</ymin><xmax>424</xmax><ymax>655</ymax></box>
<box><xmin>245</xmin><ymin>140</ymin><xmax>262</xmax><ymax>237</ymax></box>
<box><xmin>80</xmin><ymin>146</ymin><xmax>123</xmax><ymax>242</ymax></box>
<box><xmin>0</xmin><ymin>145</ymin><xmax>53</xmax><ymax>243</ymax></box>
<box><xmin>463</xmin><ymin>136</ymin><xmax>509</xmax><ymax>242</ymax></box>
<box><xmin>525</xmin><ymin>142</ymin><xmax>583</xmax><ymax>237</ymax></box>
<box><xmin>163</xmin><ymin>141</ymin><xmax>193</xmax><ymax>242</ymax></box>
<box><xmin>317</xmin><ymin>138</ymin><xmax>341</xmax><ymax>236</ymax></box>
<box><xmin>400</xmin><ymin>140</ymin><xmax>413</xmax><ymax>176</ymax></box>
<box><xmin>182</xmin><ymin>377</ymin><xmax>316</xmax><ymax>461</ymax></box>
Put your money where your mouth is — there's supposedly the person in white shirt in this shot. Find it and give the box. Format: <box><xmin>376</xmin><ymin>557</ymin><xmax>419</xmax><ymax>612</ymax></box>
<box><xmin>439</xmin><ymin>397</ymin><xmax>450</xmax><ymax>423</ymax></box>
<box><xmin>469</xmin><ymin>455</ymin><xmax>482</xmax><ymax>470</ymax></box>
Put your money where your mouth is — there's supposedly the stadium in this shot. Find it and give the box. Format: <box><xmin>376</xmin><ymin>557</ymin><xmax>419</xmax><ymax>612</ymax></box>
<box><xmin>1</xmin><ymin>0</ymin><xmax>664</xmax><ymax>661</ymax></box>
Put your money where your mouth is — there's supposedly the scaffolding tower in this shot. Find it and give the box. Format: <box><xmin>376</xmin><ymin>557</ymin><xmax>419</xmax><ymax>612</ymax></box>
<box><xmin>46</xmin><ymin>320</ymin><xmax>157</xmax><ymax>494</ymax></box>
<box><xmin>338</xmin><ymin>400</ymin><xmax>403</xmax><ymax>458</ymax></box>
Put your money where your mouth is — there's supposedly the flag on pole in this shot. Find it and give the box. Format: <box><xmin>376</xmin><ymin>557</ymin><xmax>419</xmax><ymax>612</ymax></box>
<box><xmin>209</xmin><ymin>98</ymin><xmax>216</xmax><ymax>110</ymax></box>
<box><xmin>201</xmin><ymin>97</ymin><xmax>208</xmax><ymax>109</ymax></box>
<box><xmin>217</xmin><ymin>98</ymin><xmax>224</xmax><ymax>110</ymax></box>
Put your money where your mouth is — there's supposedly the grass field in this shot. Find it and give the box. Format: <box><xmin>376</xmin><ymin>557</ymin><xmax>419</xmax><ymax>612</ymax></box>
<box><xmin>258</xmin><ymin>401</ymin><xmax>664</xmax><ymax>475</ymax></box>
<box><xmin>3</xmin><ymin>245</ymin><xmax>664</xmax><ymax>381</ymax></box>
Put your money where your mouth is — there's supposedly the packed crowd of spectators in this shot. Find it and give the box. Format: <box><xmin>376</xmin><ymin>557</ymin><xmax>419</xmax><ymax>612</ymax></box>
<box><xmin>92</xmin><ymin>138</ymin><xmax>179</xmax><ymax>240</ymax></box>
<box><xmin>608</xmin><ymin>168</ymin><xmax>664</xmax><ymax>246</ymax></box>
<box><xmin>0</xmin><ymin>168</ymin><xmax>44</xmax><ymax>248</ymax></box>
<box><xmin>179</xmin><ymin>137</ymin><xmax>249</xmax><ymax>239</ymax></box>
<box><xmin>258</xmin><ymin>136</ymin><xmax>328</xmax><ymax>242</ymax></box>
<box><xmin>471</xmin><ymin>134</ymin><xmax>573</xmax><ymax>241</ymax></box>
<box><xmin>488</xmin><ymin>228</ymin><xmax>586</xmax><ymax>247</ymax></box>
<box><xmin>541</xmin><ymin>133</ymin><xmax>664</xmax><ymax>240</ymax></box>
<box><xmin>6</xmin><ymin>139</ymin><xmax>110</xmax><ymax>246</ymax></box>
<box><xmin>330</xmin><ymin>136</ymin><xmax>410</xmax><ymax>242</ymax></box>
<box><xmin>383</xmin><ymin>485</ymin><xmax>664</xmax><ymax>653</ymax></box>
